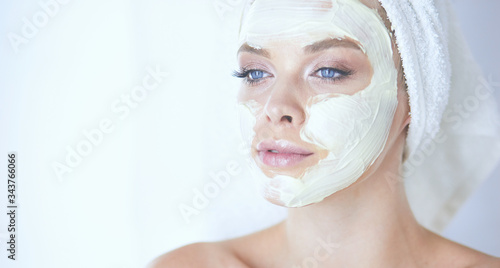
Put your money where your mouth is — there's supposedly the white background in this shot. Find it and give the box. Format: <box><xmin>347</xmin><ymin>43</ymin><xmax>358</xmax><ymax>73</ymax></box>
<box><xmin>0</xmin><ymin>0</ymin><xmax>498</xmax><ymax>267</ymax></box>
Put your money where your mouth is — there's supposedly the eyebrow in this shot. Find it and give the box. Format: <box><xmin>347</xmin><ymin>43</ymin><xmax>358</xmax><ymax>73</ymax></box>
<box><xmin>237</xmin><ymin>43</ymin><xmax>271</xmax><ymax>58</ymax></box>
<box><xmin>237</xmin><ymin>38</ymin><xmax>362</xmax><ymax>58</ymax></box>
<box><xmin>304</xmin><ymin>38</ymin><xmax>362</xmax><ymax>54</ymax></box>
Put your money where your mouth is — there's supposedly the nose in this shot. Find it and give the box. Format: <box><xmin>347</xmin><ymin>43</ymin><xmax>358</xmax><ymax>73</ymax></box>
<box><xmin>263</xmin><ymin>82</ymin><xmax>305</xmax><ymax>128</ymax></box>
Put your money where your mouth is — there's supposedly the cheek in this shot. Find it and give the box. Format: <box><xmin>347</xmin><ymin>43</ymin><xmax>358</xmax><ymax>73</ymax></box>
<box><xmin>236</xmin><ymin>81</ymin><xmax>254</xmax><ymax>103</ymax></box>
<box><xmin>236</xmin><ymin>80</ymin><xmax>274</xmax><ymax>105</ymax></box>
<box><xmin>236</xmin><ymin>90</ymin><xmax>245</xmax><ymax>104</ymax></box>
<box><xmin>300</xmin><ymin>93</ymin><xmax>374</xmax><ymax>156</ymax></box>
<box><xmin>237</xmin><ymin>99</ymin><xmax>262</xmax><ymax>149</ymax></box>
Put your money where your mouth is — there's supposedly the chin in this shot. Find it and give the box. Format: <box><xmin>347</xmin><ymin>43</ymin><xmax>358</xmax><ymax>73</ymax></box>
<box><xmin>264</xmin><ymin>197</ymin><xmax>287</xmax><ymax>207</ymax></box>
<box><xmin>264</xmin><ymin>196</ymin><xmax>323</xmax><ymax>208</ymax></box>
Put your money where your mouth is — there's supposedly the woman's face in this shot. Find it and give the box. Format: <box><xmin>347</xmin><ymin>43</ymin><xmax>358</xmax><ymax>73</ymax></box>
<box><xmin>237</xmin><ymin>37</ymin><xmax>373</xmax><ymax>178</ymax></box>
<box><xmin>236</xmin><ymin>0</ymin><xmax>410</xmax><ymax>207</ymax></box>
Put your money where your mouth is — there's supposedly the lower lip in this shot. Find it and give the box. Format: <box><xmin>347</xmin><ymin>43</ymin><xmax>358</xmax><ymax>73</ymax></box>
<box><xmin>258</xmin><ymin>151</ymin><xmax>313</xmax><ymax>167</ymax></box>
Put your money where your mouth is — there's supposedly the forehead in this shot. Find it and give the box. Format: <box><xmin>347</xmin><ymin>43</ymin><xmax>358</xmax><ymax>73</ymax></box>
<box><xmin>238</xmin><ymin>0</ymin><xmax>390</xmax><ymax>49</ymax></box>
<box><xmin>243</xmin><ymin>0</ymin><xmax>386</xmax><ymax>19</ymax></box>
<box><xmin>357</xmin><ymin>0</ymin><xmax>392</xmax><ymax>32</ymax></box>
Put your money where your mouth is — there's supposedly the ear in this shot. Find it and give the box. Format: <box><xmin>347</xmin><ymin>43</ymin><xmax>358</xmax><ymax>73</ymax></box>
<box><xmin>401</xmin><ymin>113</ymin><xmax>411</xmax><ymax>162</ymax></box>
<box><xmin>398</xmin><ymin>111</ymin><xmax>411</xmax><ymax>134</ymax></box>
<box><xmin>403</xmin><ymin>112</ymin><xmax>411</xmax><ymax>127</ymax></box>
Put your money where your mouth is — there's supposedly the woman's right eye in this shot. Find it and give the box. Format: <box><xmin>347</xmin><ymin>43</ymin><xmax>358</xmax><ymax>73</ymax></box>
<box><xmin>248</xmin><ymin>70</ymin><xmax>264</xmax><ymax>80</ymax></box>
<box><xmin>233</xmin><ymin>68</ymin><xmax>271</xmax><ymax>84</ymax></box>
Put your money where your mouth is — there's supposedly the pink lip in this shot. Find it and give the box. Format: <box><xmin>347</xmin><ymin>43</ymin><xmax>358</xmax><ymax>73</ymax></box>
<box><xmin>256</xmin><ymin>140</ymin><xmax>314</xmax><ymax>167</ymax></box>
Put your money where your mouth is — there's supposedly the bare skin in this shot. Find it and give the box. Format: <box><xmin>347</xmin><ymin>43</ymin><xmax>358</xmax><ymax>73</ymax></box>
<box><xmin>148</xmin><ymin>1</ymin><xmax>500</xmax><ymax>267</ymax></box>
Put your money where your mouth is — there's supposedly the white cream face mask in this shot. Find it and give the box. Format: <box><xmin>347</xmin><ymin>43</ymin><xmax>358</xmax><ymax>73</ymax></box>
<box><xmin>237</xmin><ymin>0</ymin><xmax>399</xmax><ymax>207</ymax></box>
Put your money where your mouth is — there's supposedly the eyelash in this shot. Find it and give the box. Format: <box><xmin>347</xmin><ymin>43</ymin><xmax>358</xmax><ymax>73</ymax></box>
<box><xmin>312</xmin><ymin>67</ymin><xmax>353</xmax><ymax>82</ymax></box>
<box><xmin>232</xmin><ymin>68</ymin><xmax>268</xmax><ymax>85</ymax></box>
<box><xmin>232</xmin><ymin>67</ymin><xmax>353</xmax><ymax>85</ymax></box>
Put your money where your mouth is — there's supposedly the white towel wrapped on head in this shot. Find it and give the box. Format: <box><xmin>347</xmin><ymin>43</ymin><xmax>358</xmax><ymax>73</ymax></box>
<box><xmin>378</xmin><ymin>0</ymin><xmax>500</xmax><ymax>232</ymax></box>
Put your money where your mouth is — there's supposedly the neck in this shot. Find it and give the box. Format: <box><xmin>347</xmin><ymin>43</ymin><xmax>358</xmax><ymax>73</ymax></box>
<box><xmin>280</xmin><ymin>138</ymin><xmax>429</xmax><ymax>267</ymax></box>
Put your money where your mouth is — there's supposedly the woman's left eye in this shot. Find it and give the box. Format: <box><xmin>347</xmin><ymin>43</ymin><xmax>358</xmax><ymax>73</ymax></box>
<box><xmin>315</xmin><ymin>68</ymin><xmax>344</xmax><ymax>79</ymax></box>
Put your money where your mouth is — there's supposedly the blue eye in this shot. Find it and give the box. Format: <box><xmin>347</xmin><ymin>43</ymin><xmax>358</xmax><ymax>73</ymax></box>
<box><xmin>249</xmin><ymin>70</ymin><xmax>264</xmax><ymax>80</ymax></box>
<box><xmin>320</xmin><ymin>68</ymin><xmax>340</xmax><ymax>79</ymax></box>
<box><xmin>232</xmin><ymin>68</ymin><xmax>270</xmax><ymax>85</ymax></box>
<box><xmin>313</xmin><ymin>67</ymin><xmax>352</xmax><ymax>82</ymax></box>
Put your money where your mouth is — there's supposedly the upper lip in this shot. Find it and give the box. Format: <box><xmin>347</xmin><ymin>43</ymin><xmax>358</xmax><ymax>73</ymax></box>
<box><xmin>256</xmin><ymin>139</ymin><xmax>314</xmax><ymax>155</ymax></box>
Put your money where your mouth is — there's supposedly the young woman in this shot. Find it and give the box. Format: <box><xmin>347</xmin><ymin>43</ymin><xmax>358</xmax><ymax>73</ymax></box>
<box><xmin>149</xmin><ymin>0</ymin><xmax>500</xmax><ymax>267</ymax></box>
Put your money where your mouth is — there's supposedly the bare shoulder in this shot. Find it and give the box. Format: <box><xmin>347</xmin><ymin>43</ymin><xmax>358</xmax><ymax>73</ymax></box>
<box><xmin>476</xmin><ymin>256</ymin><xmax>500</xmax><ymax>267</ymax></box>
<box><xmin>146</xmin><ymin>223</ymin><xmax>282</xmax><ymax>268</ymax></box>
<box><xmin>452</xmin><ymin>248</ymin><xmax>500</xmax><ymax>268</ymax></box>
<box><xmin>429</xmin><ymin>232</ymin><xmax>500</xmax><ymax>267</ymax></box>
<box><xmin>146</xmin><ymin>242</ymin><xmax>250</xmax><ymax>268</ymax></box>
<box><xmin>451</xmin><ymin>248</ymin><xmax>500</xmax><ymax>268</ymax></box>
